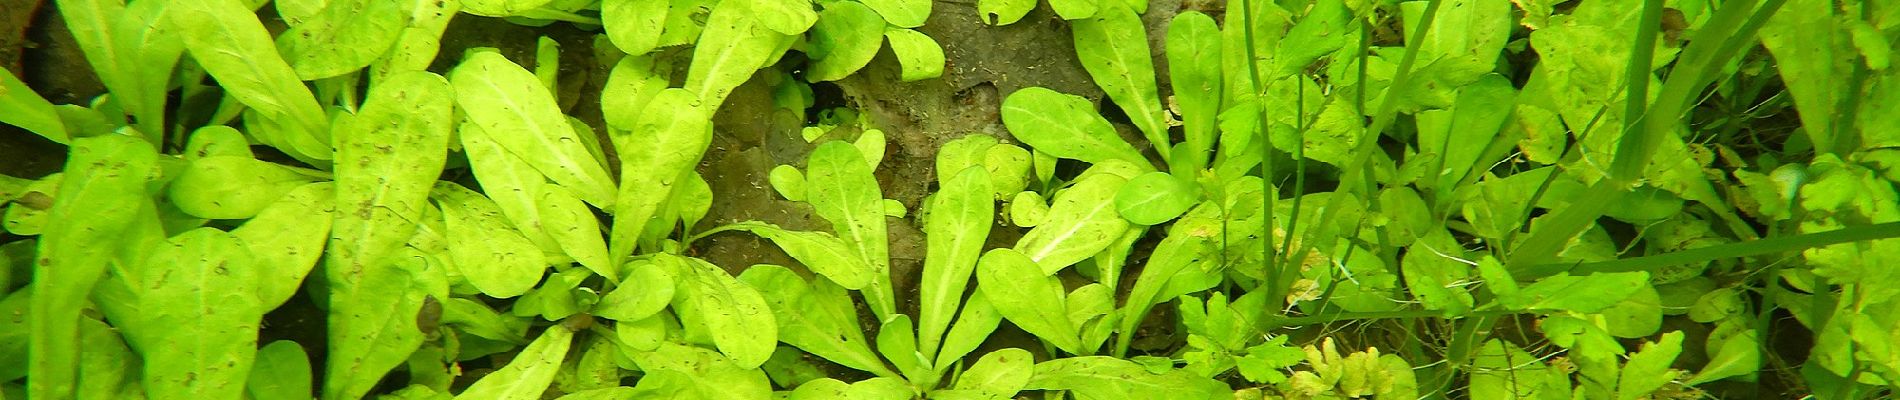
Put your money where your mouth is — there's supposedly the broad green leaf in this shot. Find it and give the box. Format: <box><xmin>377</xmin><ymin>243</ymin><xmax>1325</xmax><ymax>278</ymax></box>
<box><xmin>1415</xmin><ymin>74</ymin><xmax>1517</xmax><ymax>194</ymax></box>
<box><xmin>328</xmin><ymin>70</ymin><xmax>454</xmax><ymax>288</ymax></box>
<box><xmin>602</xmin><ymin>0</ymin><xmax>668</xmax><ymax>55</ymax></box>
<box><xmin>1760</xmin><ymin>0</ymin><xmax>1852</xmax><ymax>151</ymax></box>
<box><xmin>593</xmin><ymin>260</ymin><xmax>675</xmax><ymax>322</ymax></box>
<box><xmin>75</xmin><ymin>314</ymin><xmax>139</xmax><ymax>400</ymax></box>
<box><xmin>511</xmin><ymin>262</ymin><xmax>596</xmax><ymax>322</ymax></box>
<box><xmin>277</xmin><ymin>0</ymin><xmax>406</xmax><ymax>79</ymax></box>
<box><xmin>935</xmin><ymin>135</ymin><xmax>1000</xmax><ymax>185</ymax></box>
<box><xmin>609</xmin><ymin>89</ymin><xmax>710</xmax><ymax>262</ymax></box>
<box><xmin>976</xmin><ymin>0</ymin><xmax>1033</xmax><ymax>25</ymax></box>
<box><xmin>600</xmin><ymin>55</ymin><xmax>672</xmax><ymax>131</ymax></box>
<box><xmin>953</xmin><ymin>348</ymin><xmax>1032</xmax><ymax>398</ymax></box>
<box><xmin>1470</xmin><ymin>340</ymin><xmax>1562</xmax><ymax>399</ymax></box>
<box><xmin>462</xmin><ymin>0</ymin><xmax>556</xmax><ymax>16</ymax></box>
<box><xmin>1047</xmin><ymin>0</ymin><xmax>1096</xmax><ymax>20</ymax></box>
<box><xmin>1114</xmin><ymin>172</ymin><xmax>1198</xmax><ymax>225</ymax></box>
<box><xmin>1073</xmin><ymin>3</ymin><xmax>1169</xmax><ymax>155</ymax></box>
<box><xmin>917</xmin><ymin>167</ymin><xmax>994</xmax><ymax>359</ymax></box>
<box><xmin>451</xmin><ymin>52</ymin><xmax>617</xmax><ymax>208</ymax></box>
<box><xmin>761</xmin><ymin>347</ymin><xmax>830</xmax><ymax>388</ymax></box>
<box><xmin>876</xmin><ymin>315</ymin><xmax>930</xmax><ymax>382</ymax></box>
<box><xmin>745</xmin><ymin>0</ymin><xmax>816</xmax><ymax>35</ymax></box>
<box><xmin>1116</xmin><ymin>221</ymin><xmax>1217</xmax><ymax>348</ymax></box>
<box><xmin>725</xmin><ymin>222</ymin><xmax>873</xmax><ymax>289</ymax></box>
<box><xmin>249</xmin><ymin>341</ymin><xmax>314</xmax><ymax>400</ymax></box>
<box><xmin>232</xmin><ymin>182</ymin><xmax>336</xmax><ymax>309</ymax></box>
<box><xmin>0</xmin><ymin>70</ymin><xmax>67</xmax><ymax>142</ymax></box>
<box><xmin>981</xmin><ymin>144</ymin><xmax>1032</xmax><ymax>196</ymax></box>
<box><xmin>859</xmin><ymin>0</ymin><xmax>928</xmax><ymax>28</ymax></box>
<box><xmin>975</xmin><ymin>249</ymin><xmax>1083</xmax><ymax>354</ymax></box>
<box><xmin>856</xmin><ymin>129</ymin><xmax>888</xmax><ymax>169</ymax></box>
<box><xmin>436</xmin><ymin>182</ymin><xmax>546</xmax><ymax>299</ymax></box>
<box><xmin>169</xmin><ymin>156</ymin><xmax>320</xmax><ymax>219</ymax></box>
<box><xmin>655</xmin><ymin>0</ymin><xmax>714</xmax><ymax>47</ymax></box>
<box><xmin>672</xmin><ymin>256</ymin><xmax>776</xmax><ymax>369</ymax></box>
<box><xmin>1025</xmin><ymin>357</ymin><xmax>1230</xmax><ymax>399</ymax></box>
<box><xmin>59</xmin><ymin>0</ymin><xmax>180</xmax><ymax>142</ymax></box>
<box><xmin>1617</xmin><ymin>331</ymin><xmax>1683</xmax><ymax>400</ymax></box>
<box><xmin>1015</xmin><ymin>173</ymin><xmax>1130</xmax><ymax>274</ymax></box>
<box><xmin>1008</xmin><ymin>191</ymin><xmax>1047</xmax><ymax>227</ymax></box>
<box><xmin>440</xmin><ymin>297</ymin><xmax>529</xmax><ymax>343</ymax></box>
<box><xmin>1498</xmin><ymin>272</ymin><xmax>1648</xmax><ymax>313</ymax></box>
<box><xmin>1274</xmin><ymin>0</ymin><xmax>1349</xmax><ymax>77</ymax></box>
<box><xmin>324</xmin><ymin>247</ymin><xmax>440</xmax><ymax>400</ymax></box>
<box><xmin>935</xmin><ymin>291</ymin><xmax>1003</xmax><ymax>370</ymax></box>
<box><xmin>323</xmin><ymin>70</ymin><xmax>452</xmax><ymax>400</ymax></box>
<box><xmin>182</xmin><ymin>126</ymin><xmax>253</xmax><ymax>160</ymax></box>
<box><xmin>367</xmin><ymin>0</ymin><xmax>461</xmax><ymax>81</ymax></box>
<box><xmin>806</xmin><ymin>141</ymin><xmax>895</xmax><ymax>317</ymax></box>
<box><xmin>1001</xmin><ymin>87</ymin><xmax>1148</xmax><ymax>167</ymax></box>
<box><xmin>138</xmin><ymin>228</ymin><xmax>264</xmax><ymax>400</ymax></box>
<box><xmin>460</xmin><ymin>120</ymin><xmax>563</xmax><ymax>255</ymax></box>
<box><xmin>739</xmin><ymin>265</ymin><xmax>895</xmax><ymax>377</ymax></box>
<box><xmin>1400</xmin><ymin>231</ymin><xmax>1475</xmax><ymax>316</ymax></box>
<box><xmin>1166</xmin><ymin>12</ymin><xmax>1221</xmax><ymax>172</ymax></box>
<box><xmin>1599</xmin><ymin>283</ymin><xmax>1664</xmax><ymax>338</ymax></box>
<box><xmin>1066</xmin><ymin>283</ymin><xmax>1118</xmax><ymax>353</ymax></box>
<box><xmin>538</xmin><ymin>185</ymin><xmax>612</xmax><ymax>280</ymax></box>
<box><xmin>630</xmin><ymin>342</ymin><xmax>773</xmax><ymax>399</ymax></box>
<box><xmin>570</xmin><ymin>336</ymin><xmax>625</xmax><ymax>389</ymax></box>
<box><xmin>171</xmin><ymin>0</ymin><xmax>331</xmax><ymax>161</ymax></box>
<box><xmin>1687</xmin><ymin>329</ymin><xmax>1758</xmax><ymax>385</ymax></box>
<box><xmin>28</xmin><ymin>135</ymin><xmax>155</xmax><ymax>400</ymax></box>
<box><xmin>534</xmin><ymin>36</ymin><xmax>563</xmax><ymax>92</ymax></box>
<box><xmin>455</xmin><ymin>327</ymin><xmax>574</xmax><ymax>399</ymax></box>
<box><xmin>769</xmin><ymin>165</ymin><xmax>807</xmax><ymax>201</ymax></box>
<box><xmin>686</xmin><ymin>2</ymin><xmax>790</xmax><ymax>107</ymax></box>
<box><xmin>883</xmin><ymin>28</ymin><xmax>944</xmax><ymax>82</ymax></box>
<box><xmin>633</xmin><ymin>169</ymin><xmax>709</xmax><ymax>247</ymax></box>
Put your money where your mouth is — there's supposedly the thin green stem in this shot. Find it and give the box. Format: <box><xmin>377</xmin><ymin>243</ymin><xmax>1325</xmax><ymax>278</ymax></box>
<box><xmin>1240</xmin><ymin>0</ymin><xmax>1282</xmax><ymax>312</ymax></box>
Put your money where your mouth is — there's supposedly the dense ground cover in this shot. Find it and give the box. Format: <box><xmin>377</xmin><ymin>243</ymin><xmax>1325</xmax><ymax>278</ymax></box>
<box><xmin>3</xmin><ymin>0</ymin><xmax>1900</xmax><ymax>398</ymax></box>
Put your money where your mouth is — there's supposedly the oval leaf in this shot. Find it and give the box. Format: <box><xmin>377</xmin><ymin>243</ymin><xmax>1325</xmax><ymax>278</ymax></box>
<box><xmin>884</xmin><ymin>28</ymin><xmax>944</xmax><ymax>82</ymax></box>
<box><xmin>1113</xmin><ymin>172</ymin><xmax>1199</xmax><ymax>225</ymax></box>
<box><xmin>1001</xmin><ymin>87</ymin><xmax>1148</xmax><ymax>167</ymax></box>
<box><xmin>806</xmin><ymin>2</ymin><xmax>885</xmax><ymax>82</ymax></box>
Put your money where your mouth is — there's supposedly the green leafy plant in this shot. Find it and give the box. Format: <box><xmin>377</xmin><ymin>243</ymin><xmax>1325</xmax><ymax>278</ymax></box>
<box><xmin>6</xmin><ymin>0</ymin><xmax>1900</xmax><ymax>398</ymax></box>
